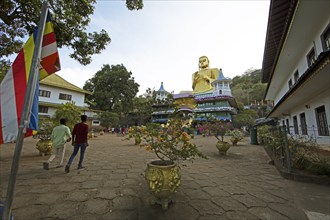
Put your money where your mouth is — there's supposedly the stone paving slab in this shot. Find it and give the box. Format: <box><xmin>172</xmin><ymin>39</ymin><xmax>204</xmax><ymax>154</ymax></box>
<box><xmin>0</xmin><ymin>134</ymin><xmax>329</xmax><ymax>220</ymax></box>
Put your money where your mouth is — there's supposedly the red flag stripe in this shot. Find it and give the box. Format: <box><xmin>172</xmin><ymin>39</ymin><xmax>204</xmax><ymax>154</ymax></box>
<box><xmin>42</xmin><ymin>32</ymin><xmax>56</xmax><ymax>47</ymax></box>
<box><xmin>12</xmin><ymin>50</ymin><xmax>28</xmax><ymax>127</ymax></box>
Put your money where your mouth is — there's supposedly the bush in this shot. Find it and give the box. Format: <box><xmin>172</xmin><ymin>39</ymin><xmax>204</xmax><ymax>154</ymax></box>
<box><xmin>257</xmin><ymin>125</ymin><xmax>330</xmax><ymax>176</ymax></box>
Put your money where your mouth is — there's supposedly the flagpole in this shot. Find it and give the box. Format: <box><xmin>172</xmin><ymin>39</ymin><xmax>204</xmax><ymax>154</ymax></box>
<box><xmin>3</xmin><ymin>1</ymin><xmax>49</xmax><ymax>219</ymax></box>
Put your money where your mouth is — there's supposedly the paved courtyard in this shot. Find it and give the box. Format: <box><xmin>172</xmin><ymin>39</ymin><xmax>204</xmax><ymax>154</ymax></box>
<box><xmin>0</xmin><ymin>134</ymin><xmax>329</xmax><ymax>220</ymax></box>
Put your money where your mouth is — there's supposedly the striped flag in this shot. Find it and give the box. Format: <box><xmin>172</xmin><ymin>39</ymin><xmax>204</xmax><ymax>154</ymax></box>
<box><xmin>0</xmin><ymin>11</ymin><xmax>60</xmax><ymax>144</ymax></box>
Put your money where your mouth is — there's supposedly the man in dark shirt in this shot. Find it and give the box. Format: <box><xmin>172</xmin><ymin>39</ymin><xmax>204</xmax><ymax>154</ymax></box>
<box><xmin>65</xmin><ymin>115</ymin><xmax>89</xmax><ymax>173</ymax></box>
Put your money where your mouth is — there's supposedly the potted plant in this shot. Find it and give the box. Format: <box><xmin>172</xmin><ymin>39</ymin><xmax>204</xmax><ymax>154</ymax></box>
<box><xmin>35</xmin><ymin>119</ymin><xmax>54</xmax><ymax>156</ymax></box>
<box><xmin>198</xmin><ymin>120</ymin><xmax>233</xmax><ymax>155</ymax></box>
<box><xmin>227</xmin><ymin>129</ymin><xmax>244</xmax><ymax>146</ymax></box>
<box><xmin>126</xmin><ymin>117</ymin><xmax>206</xmax><ymax>210</ymax></box>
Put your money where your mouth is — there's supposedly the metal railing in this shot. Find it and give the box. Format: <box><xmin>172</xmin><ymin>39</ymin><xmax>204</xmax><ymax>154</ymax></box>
<box><xmin>259</xmin><ymin>125</ymin><xmax>292</xmax><ymax>173</ymax></box>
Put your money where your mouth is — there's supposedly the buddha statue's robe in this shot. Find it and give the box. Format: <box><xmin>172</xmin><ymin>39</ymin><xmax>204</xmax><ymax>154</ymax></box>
<box><xmin>192</xmin><ymin>68</ymin><xmax>218</xmax><ymax>94</ymax></box>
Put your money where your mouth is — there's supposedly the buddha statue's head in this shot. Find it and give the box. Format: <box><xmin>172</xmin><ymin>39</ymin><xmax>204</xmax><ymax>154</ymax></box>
<box><xmin>199</xmin><ymin>56</ymin><xmax>209</xmax><ymax>70</ymax></box>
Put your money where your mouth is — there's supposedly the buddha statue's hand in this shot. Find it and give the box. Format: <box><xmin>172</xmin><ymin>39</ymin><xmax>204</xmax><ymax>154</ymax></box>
<box><xmin>202</xmin><ymin>75</ymin><xmax>211</xmax><ymax>83</ymax></box>
<box><xmin>193</xmin><ymin>72</ymin><xmax>200</xmax><ymax>80</ymax></box>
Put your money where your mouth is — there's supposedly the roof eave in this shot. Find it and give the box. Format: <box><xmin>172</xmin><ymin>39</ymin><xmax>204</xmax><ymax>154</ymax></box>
<box><xmin>261</xmin><ymin>0</ymin><xmax>298</xmax><ymax>99</ymax></box>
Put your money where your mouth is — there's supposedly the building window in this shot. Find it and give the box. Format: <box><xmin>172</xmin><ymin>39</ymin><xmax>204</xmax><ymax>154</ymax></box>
<box><xmin>288</xmin><ymin>79</ymin><xmax>293</xmax><ymax>89</ymax></box>
<box><xmin>92</xmin><ymin>120</ymin><xmax>100</xmax><ymax>126</ymax></box>
<box><xmin>307</xmin><ymin>47</ymin><xmax>316</xmax><ymax>66</ymax></box>
<box><xmin>300</xmin><ymin>113</ymin><xmax>307</xmax><ymax>135</ymax></box>
<box><xmin>293</xmin><ymin>71</ymin><xmax>299</xmax><ymax>83</ymax></box>
<box><xmin>59</xmin><ymin>93</ymin><xmax>72</xmax><ymax>101</ymax></box>
<box><xmin>293</xmin><ymin>116</ymin><xmax>299</xmax><ymax>134</ymax></box>
<box><xmin>219</xmin><ymin>90</ymin><xmax>222</xmax><ymax>94</ymax></box>
<box><xmin>39</xmin><ymin>106</ymin><xmax>48</xmax><ymax>113</ymax></box>
<box><xmin>321</xmin><ymin>23</ymin><xmax>330</xmax><ymax>51</ymax></box>
<box><xmin>286</xmin><ymin>119</ymin><xmax>290</xmax><ymax>134</ymax></box>
<box><xmin>315</xmin><ymin>105</ymin><xmax>329</xmax><ymax>136</ymax></box>
<box><xmin>39</xmin><ymin>90</ymin><xmax>51</xmax><ymax>98</ymax></box>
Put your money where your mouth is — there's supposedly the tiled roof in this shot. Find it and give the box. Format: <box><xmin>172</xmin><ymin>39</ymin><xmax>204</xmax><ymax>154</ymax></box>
<box><xmin>40</xmin><ymin>74</ymin><xmax>92</xmax><ymax>95</ymax></box>
<box><xmin>216</xmin><ymin>69</ymin><xmax>230</xmax><ymax>81</ymax></box>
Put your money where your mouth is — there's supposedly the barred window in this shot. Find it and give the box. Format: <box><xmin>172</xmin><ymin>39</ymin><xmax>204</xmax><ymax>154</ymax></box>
<box><xmin>286</xmin><ymin>119</ymin><xmax>290</xmax><ymax>134</ymax></box>
<box><xmin>59</xmin><ymin>93</ymin><xmax>72</xmax><ymax>101</ymax></box>
<box><xmin>288</xmin><ymin>79</ymin><xmax>293</xmax><ymax>89</ymax></box>
<box><xmin>300</xmin><ymin>113</ymin><xmax>307</xmax><ymax>135</ymax></box>
<box><xmin>315</xmin><ymin>105</ymin><xmax>329</xmax><ymax>136</ymax></box>
<box><xmin>321</xmin><ymin>23</ymin><xmax>330</xmax><ymax>51</ymax></box>
<box><xmin>307</xmin><ymin>48</ymin><xmax>316</xmax><ymax>67</ymax></box>
<box><xmin>39</xmin><ymin>106</ymin><xmax>48</xmax><ymax>113</ymax></box>
<box><xmin>293</xmin><ymin>71</ymin><xmax>299</xmax><ymax>83</ymax></box>
<box><xmin>293</xmin><ymin>116</ymin><xmax>299</xmax><ymax>135</ymax></box>
<box><xmin>39</xmin><ymin>90</ymin><xmax>51</xmax><ymax>98</ymax></box>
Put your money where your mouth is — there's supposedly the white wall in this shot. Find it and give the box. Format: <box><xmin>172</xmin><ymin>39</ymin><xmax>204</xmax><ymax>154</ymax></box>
<box><xmin>38</xmin><ymin>107</ymin><xmax>57</xmax><ymax>117</ymax></box>
<box><xmin>38</xmin><ymin>85</ymin><xmax>97</xmax><ymax>119</ymax></box>
<box><xmin>281</xmin><ymin>90</ymin><xmax>330</xmax><ymax>145</ymax></box>
<box><xmin>273</xmin><ymin>25</ymin><xmax>329</xmax><ymax>104</ymax></box>
<box><xmin>39</xmin><ymin>85</ymin><xmax>86</xmax><ymax>107</ymax></box>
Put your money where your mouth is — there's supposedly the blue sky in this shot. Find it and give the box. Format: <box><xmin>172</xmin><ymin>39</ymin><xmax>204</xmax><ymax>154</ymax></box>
<box><xmin>56</xmin><ymin>0</ymin><xmax>270</xmax><ymax>95</ymax></box>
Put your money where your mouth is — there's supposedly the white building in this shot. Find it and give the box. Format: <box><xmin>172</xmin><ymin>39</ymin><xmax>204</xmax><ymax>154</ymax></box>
<box><xmin>262</xmin><ymin>0</ymin><xmax>330</xmax><ymax>146</ymax></box>
<box><xmin>39</xmin><ymin>74</ymin><xmax>100</xmax><ymax>126</ymax></box>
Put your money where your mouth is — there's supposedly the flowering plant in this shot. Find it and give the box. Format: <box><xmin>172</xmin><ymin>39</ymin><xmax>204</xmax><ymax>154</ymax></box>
<box><xmin>198</xmin><ymin>120</ymin><xmax>232</xmax><ymax>142</ymax></box>
<box><xmin>127</xmin><ymin>126</ymin><xmax>144</xmax><ymax>145</ymax></box>
<box><xmin>127</xmin><ymin>118</ymin><xmax>207</xmax><ymax>163</ymax></box>
<box><xmin>227</xmin><ymin>129</ymin><xmax>244</xmax><ymax>145</ymax></box>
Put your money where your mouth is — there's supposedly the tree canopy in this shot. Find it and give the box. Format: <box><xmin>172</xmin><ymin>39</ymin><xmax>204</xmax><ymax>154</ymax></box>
<box><xmin>54</xmin><ymin>102</ymin><xmax>82</xmax><ymax>131</ymax></box>
<box><xmin>231</xmin><ymin>69</ymin><xmax>266</xmax><ymax>104</ymax></box>
<box><xmin>98</xmin><ymin>111</ymin><xmax>119</xmax><ymax>129</ymax></box>
<box><xmin>229</xmin><ymin>68</ymin><xmax>273</xmax><ymax>128</ymax></box>
<box><xmin>232</xmin><ymin>109</ymin><xmax>259</xmax><ymax>129</ymax></box>
<box><xmin>0</xmin><ymin>0</ymin><xmax>143</xmax><ymax>66</ymax></box>
<box><xmin>83</xmin><ymin>64</ymin><xmax>139</xmax><ymax>114</ymax></box>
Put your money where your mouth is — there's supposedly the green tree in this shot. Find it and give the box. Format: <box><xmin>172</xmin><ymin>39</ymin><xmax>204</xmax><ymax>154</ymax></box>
<box><xmin>83</xmin><ymin>64</ymin><xmax>139</xmax><ymax>114</ymax></box>
<box><xmin>98</xmin><ymin>111</ymin><xmax>119</xmax><ymax>129</ymax></box>
<box><xmin>232</xmin><ymin>109</ymin><xmax>259</xmax><ymax>129</ymax></box>
<box><xmin>231</xmin><ymin>68</ymin><xmax>266</xmax><ymax>106</ymax></box>
<box><xmin>0</xmin><ymin>0</ymin><xmax>143</xmax><ymax>66</ymax></box>
<box><xmin>127</xmin><ymin>95</ymin><xmax>153</xmax><ymax>126</ymax></box>
<box><xmin>0</xmin><ymin>60</ymin><xmax>10</xmax><ymax>82</ymax></box>
<box><xmin>54</xmin><ymin>102</ymin><xmax>82</xmax><ymax>131</ymax></box>
<box><xmin>249</xmin><ymin>83</ymin><xmax>267</xmax><ymax>103</ymax></box>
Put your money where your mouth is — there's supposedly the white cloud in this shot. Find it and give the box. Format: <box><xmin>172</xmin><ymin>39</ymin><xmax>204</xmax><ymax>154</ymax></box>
<box><xmin>56</xmin><ymin>1</ymin><xmax>270</xmax><ymax>95</ymax></box>
<box><xmin>56</xmin><ymin>67</ymin><xmax>96</xmax><ymax>88</ymax></box>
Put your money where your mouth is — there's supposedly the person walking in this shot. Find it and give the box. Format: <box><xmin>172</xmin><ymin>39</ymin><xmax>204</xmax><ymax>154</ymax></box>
<box><xmin>43</xmin><ymin>118</ymin><xmax>71</xmax><ymax>170</ymax></box>
<box><xmin>65</xmin><ymin>115</ymin><xmax>89</xmax><ymax>173</ymax></box>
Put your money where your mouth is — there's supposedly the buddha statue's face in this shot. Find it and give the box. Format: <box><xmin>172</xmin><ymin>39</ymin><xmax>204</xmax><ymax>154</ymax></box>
<box><xmin>199</xmin><ymin>56</ymin><xmax>209</xmax><ymax>69</ymax></box>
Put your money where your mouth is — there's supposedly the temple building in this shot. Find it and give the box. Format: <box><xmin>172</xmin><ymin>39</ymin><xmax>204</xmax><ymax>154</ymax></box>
<box><xmin>151</xmin><ymin>82</ymin><xmax>174</xmax><ymax>123</ymax></box>
<box><xmin>151</xmin><ymin>56</ymin><xmax>238</xmax><ymax>124</ymax></box>
<box><xmin>151</xmin><ymin>56</ymin><xmax>238</xmax><ymax>123</ymax></box>
<box><xmin>173</xmin><ymin>91</ymin><xmax>196</xmax><ymax>118</ymax></box>
<box><xmin>194</xmin><ymin>68</ymin><xmax>237</xmax><ymax>122</ymax></box>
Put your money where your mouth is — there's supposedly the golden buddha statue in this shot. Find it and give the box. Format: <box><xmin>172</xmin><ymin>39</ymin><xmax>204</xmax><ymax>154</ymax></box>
<box><xmin>192</xmin><ymin>56</ymin><xmax>219</xmax><ymax>94</ymax></box>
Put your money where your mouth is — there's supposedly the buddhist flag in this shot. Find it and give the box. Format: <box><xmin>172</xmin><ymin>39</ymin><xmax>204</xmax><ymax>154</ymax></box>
<box><xmin>0</xmin><ymin>11</ymin><xmax>60</xmax><ymax>144</ymax></box>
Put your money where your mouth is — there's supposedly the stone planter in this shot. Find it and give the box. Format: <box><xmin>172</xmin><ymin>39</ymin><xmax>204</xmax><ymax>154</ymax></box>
<box><xmin>216</xmin><ymin>141</ymin><xmax>230</xmax><ymax>155</ymax></box>
<box><xmin>145</xmin><ymin>160</ymin><xmax>181</xmax><ymax>210</ymax></box>
<box><xmin>134</xmin><ymin>137</ymin><xmax>141</xmax><ymax>145</ymax></box>
<box><xmin>36</xmin><ymin>139</ymin><xmax>52</xmax><ymax>156</ymax></box>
